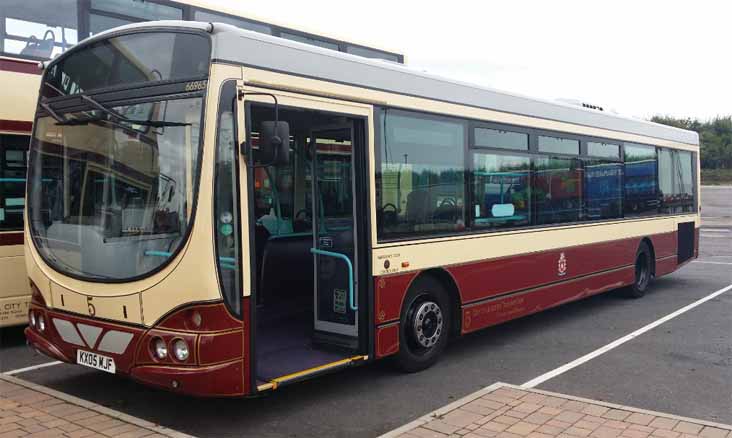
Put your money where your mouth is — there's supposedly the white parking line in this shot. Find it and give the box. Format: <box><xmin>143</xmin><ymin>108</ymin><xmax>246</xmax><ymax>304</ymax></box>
<box><xmin>521</xmin><ymin>282</ymin><xmax>732</xmax><ymax>388</ymax></box>
<box><xmin>692</xmin><ymin>261</ymin><xmax>732</xmax><ymax>266</ymax></box>
<box><xmin>3</xmin><ymin>361</ymin><xmax>63</xmax><ymax>376</ymax></box>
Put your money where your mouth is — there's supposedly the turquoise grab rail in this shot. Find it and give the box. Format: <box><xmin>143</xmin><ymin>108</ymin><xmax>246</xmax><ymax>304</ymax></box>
<box><xmin>144</xmin><ymin>250</ymin><xmax>171</xmax><ymax>257</ymax></box>
<box><xmin>310</xmin><ymin>247</ymin><xmax>357</xmax><ymax>311</ymax></box>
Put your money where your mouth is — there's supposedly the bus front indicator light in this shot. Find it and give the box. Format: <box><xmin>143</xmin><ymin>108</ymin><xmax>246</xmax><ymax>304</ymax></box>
<box><xmin>30</xmin><ymin>311</ymin><xmax>36</xmax><ymax>327</ymax></box>
<box><xmin>191</xmin><ymin>311</ymin><xmax>202</xmax><ymax>328</ymax></box>
<box><xmin>172</xmin><ymin>339</ymin><xmax>189</xmax><ymax>361</ymax></box>
<box><xmin>37</xmin><ymin>314</ymin><xmax>46</xmax><ymax>332</ymax></box>
<box><xmin>153</xmin><ymin>338</ymin><xmax>167</xmax><ymax>360</ymax></box>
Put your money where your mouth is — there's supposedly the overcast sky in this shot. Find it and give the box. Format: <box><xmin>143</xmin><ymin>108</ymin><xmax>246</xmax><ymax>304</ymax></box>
<box><xmin>199</xmin><ymin>0</ymin><xmax>730</xmax><ymax>120</ymax></box>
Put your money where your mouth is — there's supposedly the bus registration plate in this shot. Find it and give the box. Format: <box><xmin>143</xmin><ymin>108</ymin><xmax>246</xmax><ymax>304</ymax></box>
<box><xmin>76</xmin><ymin>349</ymin><xmax>116</xmax><ymax>374</ymax></box>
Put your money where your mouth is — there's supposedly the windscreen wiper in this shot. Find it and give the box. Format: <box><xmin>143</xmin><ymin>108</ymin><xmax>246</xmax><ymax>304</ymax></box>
<box><xmin>81</xmin><ymin>95</ymin><xmax>191</xmax><ymax>127</ymax></box>
<box><xmin>40</xmin><ymin>101</ymin><xmax>66</xmax><ymax>123</ymax></box>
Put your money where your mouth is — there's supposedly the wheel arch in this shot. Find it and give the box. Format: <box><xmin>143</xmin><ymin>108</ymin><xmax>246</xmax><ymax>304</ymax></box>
<box><xmin>640</xmin><ymin>237</ymin><xmax>656</xmax><ymax>277</ymax></box>
<box><xmin>413</xmin><ymin>268</ymin><xmax>462</xmax><ymax>337</ymax></box>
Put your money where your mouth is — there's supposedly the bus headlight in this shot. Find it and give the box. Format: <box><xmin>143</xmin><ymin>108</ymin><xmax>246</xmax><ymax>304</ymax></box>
<box><xmin>153</xmin><ymin>338</ymin><xmax>167</xmax><ymax>359</ymax></box>
<box><xmin>37</xmin><ymin>314</ymin><xmax>46</xmax><ymax>332</ymax></box>
<box><xmin>30</xmin><ymin>312</ymin><xmax>36</xmax><ymax>327</ymax></box>
<box><xmin>172</xmin><ymin>339</ymin><xmax>189</xmax><ymax>361</ymax></box>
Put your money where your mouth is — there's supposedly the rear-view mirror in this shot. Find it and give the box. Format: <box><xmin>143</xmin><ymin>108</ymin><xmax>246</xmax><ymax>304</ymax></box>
<box><xmin>260</xmin><ymin>121</ymin><xmax>290</xmax><ymax>166</ymax></box>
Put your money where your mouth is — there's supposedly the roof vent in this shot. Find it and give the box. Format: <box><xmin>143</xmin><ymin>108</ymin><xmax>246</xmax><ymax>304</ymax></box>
<box><xmin>556</xmin><ymin>98</ymin><xmax>604</xmax><ymax>112</ymax></box>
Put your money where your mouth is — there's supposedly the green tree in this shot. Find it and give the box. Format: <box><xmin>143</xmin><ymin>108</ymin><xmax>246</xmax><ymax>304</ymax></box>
<box><xmin>651</xmin><ymin>115</ymin><xmax>732</xmax><ymax>169</ymax></box>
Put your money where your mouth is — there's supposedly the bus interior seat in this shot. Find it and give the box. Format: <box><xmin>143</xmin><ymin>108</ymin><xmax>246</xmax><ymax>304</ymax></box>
<box><xmin>406</xmin><ymin>189</ymin><xmax>430</xmax><ymax>223</ymax></box>
<box><xmin>257</xmin><ymin>234</ymin><xmax>313</xmax><ymax>318</ymax></box>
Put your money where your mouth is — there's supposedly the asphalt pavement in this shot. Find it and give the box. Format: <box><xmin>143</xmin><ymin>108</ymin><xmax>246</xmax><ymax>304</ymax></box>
<box><xmin>1</xmin><ymin>187</ymin><xmax>730</xmax><ymax>438</ymax></box>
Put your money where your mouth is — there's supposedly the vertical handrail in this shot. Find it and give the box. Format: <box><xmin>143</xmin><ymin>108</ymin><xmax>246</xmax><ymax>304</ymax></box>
<box><xmin>310</xmin><ymin>248</ymin><xmax>357</xmax><ymax>311</ymax></box>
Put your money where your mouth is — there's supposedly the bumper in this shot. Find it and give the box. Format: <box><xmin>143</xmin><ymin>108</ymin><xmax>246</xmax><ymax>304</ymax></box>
<box><xmin>25</xmin><ymin>306</ymin><xmax>246</xmax><ymax>397</ymax></box>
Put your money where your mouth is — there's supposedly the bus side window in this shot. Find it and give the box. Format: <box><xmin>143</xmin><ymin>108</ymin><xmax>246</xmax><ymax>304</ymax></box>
<box><xmin>376</xmin><ymin>109</ymin><xmax>466</xmax><ymax>239</ymax></box>
<box><xmin>471</xmin><ymin>152</ymin><xmax>531</xmax><ymax>229</ymax></box>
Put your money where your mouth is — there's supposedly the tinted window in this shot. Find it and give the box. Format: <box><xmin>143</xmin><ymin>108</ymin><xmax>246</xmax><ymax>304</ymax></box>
<box><xmin>624</xmin><ymin>143</ymin><xmax>658</xmax><ymax>216</ymax></box>
<box><xmin>89</xmin><ymin>15</ymin><xmax>132</xmax><ymax>36</ymax></box>
<box><xmin>1</xmin><ymin>0</ymin><xmax>78</xmax><ymax>59</ymax></box>
<box><xmin>44</xmin><ymin>32</ymin><xmax>210</xmax><ymax>97</ymax></box>
<box><xmin>588</xmin><ymin>141</ymin><xmax>620</xmax><ymax>159</ymax></box>
<box><xmin>281</xmin><ymin>32</ymin><xmax>339</xmax><ymax>50</ymax></box>
<box><xmin>194</xmin><ymin>10</ymin><xmax>272</xmax><ymax>34</ymax></box>
<box><xmin>583</xmin><ymin>159</ymin><xmax>623</xmax><ymax>220</ymax></box>
<box><xmin>472</xmin><ymin>153</ymin><xmax>530</xmax><ymax>229</ymax></box>
<box><xmin>534</xmin><ymin>157</ymin><xmax>582</xmax><ymax>225</ymax></box>
<box><xmin>90</xmin><ymin>0</ymin><xmax>182</xmax><ymax>21</ymax></box>
<box><xmin>346</xmin><ymin>45</ymin><xmax>400</xmax><ymax>62</ymax></box>
<box><xmin>658</xmin><ymin>148</ymin><xmax>695</xmax><ymax>213</ymax></box>
<box><xmin>474</xmin><ymin>128</ymin><xmax>528</xmax><ymax>150</ymax></box>
<box><xmin>0</xmin><ymin>135</ymin><xmax>29</xmax><ymax>231</ymax></box>
<box><xmin>214</xmin><ymin>82</ymin><xmax>242</xmax><ymax>317</ymax></box>
<box><xmin>538</xmin><ymin>136</ymin><xmax>580</xmax><ymax>155</ymax></box>
<box><xmin>377</xmin><ymin>110</ymin><xmax>465</xmax><ymax>239</ymax></box>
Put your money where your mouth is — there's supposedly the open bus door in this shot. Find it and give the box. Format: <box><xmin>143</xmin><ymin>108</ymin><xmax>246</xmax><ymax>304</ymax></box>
<box><xmin>239</xmin><ymin>88</ymin><xmax>371</xmax><ymax>391</ymax></box>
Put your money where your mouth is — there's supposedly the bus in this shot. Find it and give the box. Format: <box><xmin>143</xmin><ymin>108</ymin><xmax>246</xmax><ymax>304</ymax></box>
<box><xmin>0</xmin><ymin>0</ymin><xmax>403</xmax><ymax>328</ymax></box>
<box><xmin>24</xmin><ymin>21</ymin><xmax>699</xmax><ymax>397</ymax></box>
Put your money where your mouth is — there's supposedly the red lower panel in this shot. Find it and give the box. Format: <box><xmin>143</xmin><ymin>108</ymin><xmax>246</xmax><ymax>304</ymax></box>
<box><xmin>650</xmin><ymin>232</ymin><xmax>676</xmax><ymax>258</ymax></box>
<box><xmin>25</xmin><ymin>327</ymin><xmax>72</xmax><ymax>363</ymax></box>
<box><xmin>655</xmin><ymin>255</ymin><xmax>678</xmax><ymax>277</ymax></box>
<box><xmin>242</xmin><ymin>298</ymin><xmax>251</xmax><ymax>395</ymax></box>
<box><xmin>461</xmin><ymin>266</ymin><xmax>635</xmax><ymax>334</ymax></box>
<box><xmin>374</xmin><ymin>272</ymin><xmax>418</xmax><ymax>324</ymax></box>
<box><xmin>375</xmin><ymin>324</ymin><xmax>400</xmax><ymax>359</ymax></box>
<box><xmin>449</xmin><ymin>237</ymin><xmax>644</xmax><ymax>304</ymax></box>
<box><xmin>130</xmin><ymin>360</ymin><xmax>244</xmax><ymax>397</ymax></box>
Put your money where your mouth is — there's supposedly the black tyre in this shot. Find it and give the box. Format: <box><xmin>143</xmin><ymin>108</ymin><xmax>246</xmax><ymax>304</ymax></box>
<box><xmin>394</xmin><ymin>276</ymin><xmax>451</xmax><ymax>373</ymax></box>
<box><xmin>625</xmin><ymin>242</ymin><xmax>653</xmax><ymax>298</ymax></box>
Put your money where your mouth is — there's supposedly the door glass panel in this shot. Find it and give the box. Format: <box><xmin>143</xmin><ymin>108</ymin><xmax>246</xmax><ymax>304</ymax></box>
<box><xmin>311</xmin><ymin>128</ymin><xmax>356</xmax><ymax>329</ymax></box>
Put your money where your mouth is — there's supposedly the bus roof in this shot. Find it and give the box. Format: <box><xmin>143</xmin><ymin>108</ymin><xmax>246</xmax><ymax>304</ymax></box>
<box><xmin>75</xmin><ymin>21</ymin><xmax>700</xmax><ymax>146</ymax></box>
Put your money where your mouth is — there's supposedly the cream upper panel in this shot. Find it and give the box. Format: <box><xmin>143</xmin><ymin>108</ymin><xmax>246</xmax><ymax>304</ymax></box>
<box><xmin>0</xmin><ymin>71</ymin><xmax>39</xmax><ymax>123</ymax></box>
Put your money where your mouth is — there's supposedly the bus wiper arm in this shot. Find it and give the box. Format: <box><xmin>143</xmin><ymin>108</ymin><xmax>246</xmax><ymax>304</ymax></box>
<box><xmin>81</xmin><ymin>95</ymin><xmax>128</xmax><ymax>121</ymax></box>
<box><xmin>40</xmin><ymin>102</ymin><xmax>66</xmax><ymax>123</ymax></box>
<box><xmin>126</xmin><ymin>119</ymin><xmax>191</xmax><ymax>127</ymax></box>
<box><xmin>81</xmin><ymin>95</ymin><xmax>190</xmax><ymax>127</ymax></box>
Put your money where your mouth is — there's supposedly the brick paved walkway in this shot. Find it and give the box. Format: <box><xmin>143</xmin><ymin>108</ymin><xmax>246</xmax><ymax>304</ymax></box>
<box><xmin>0</xmin><ymin>374</ymin><xmax>192</xmax><ymax>438</ymax></box>
<box><xmin>382</xmin><ymin>383</ymin><xmax>732</xmax><ymax>438</ymax></box>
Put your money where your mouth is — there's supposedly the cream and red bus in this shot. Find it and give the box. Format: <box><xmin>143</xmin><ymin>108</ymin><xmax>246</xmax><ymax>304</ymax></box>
<box><xmin>0</xmin><ymin>0</ymin><xmax>403</xmax><ymax>328</ymax></box>
<box><xmin>25</xmin><ymin>21</ymin><xmax>699</xmax><ymax>396</ymax></box>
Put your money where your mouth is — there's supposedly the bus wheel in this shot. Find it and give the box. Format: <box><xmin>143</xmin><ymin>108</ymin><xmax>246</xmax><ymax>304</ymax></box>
<box><xmin>394</xmin><ymin>277</ymin><xmax>451</xmax><ymax>373</ymax></box>
<box><xmin>625</xmin><ymin>242</ymin><xmax>652</xmax><ymax>298</ymax></box>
